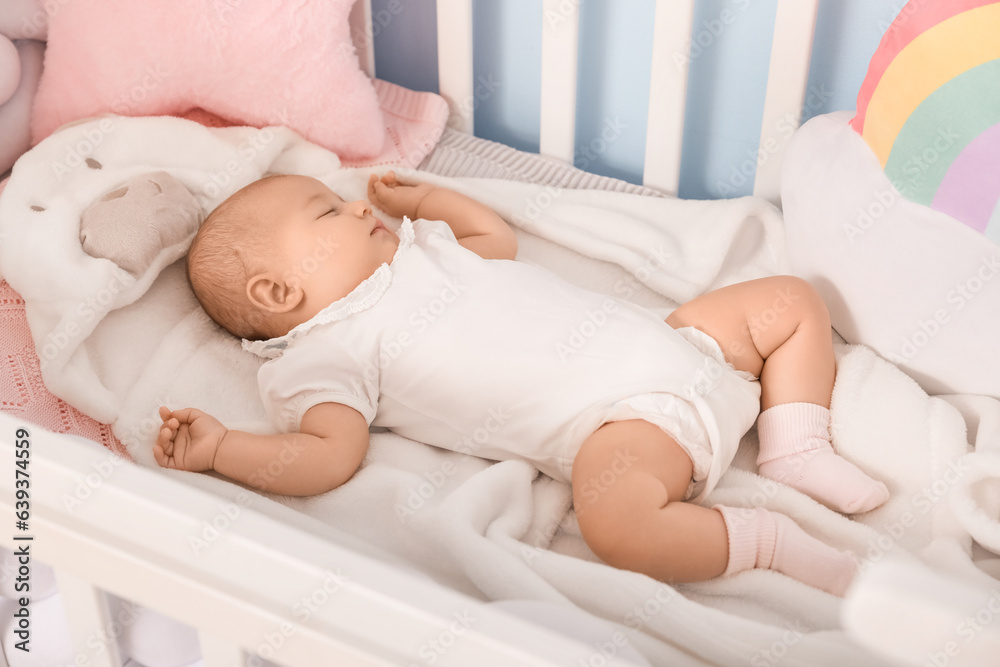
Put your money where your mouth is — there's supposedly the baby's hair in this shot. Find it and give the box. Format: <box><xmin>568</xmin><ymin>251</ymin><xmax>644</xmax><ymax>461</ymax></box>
<box><xmin>188</xmin><ymin>176</ymin><xmax>289</xmax><ymax>340</ymax></box>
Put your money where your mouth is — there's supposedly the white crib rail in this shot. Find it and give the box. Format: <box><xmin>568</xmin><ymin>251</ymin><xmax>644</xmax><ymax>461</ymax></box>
<box><xmin>753</xmin><ymin>0</ymin><xmax>820</xmax><ymax>203</ymax></box>
<box><xmin>436</xmin><ymin>0</ymin><xmax>475</xmax><ymax>134</ymax></box>
<box><xmin>0</xmin><ymin>414</ymin><xmax>603</xmax><ymax>665</ymax></box>
<box><xmin>54</xmin><ymin>570</ymin><xmax>123</xmax><ymax>666</ymax></box>
<box><xmin>538</xmin><ymin>0</ymin><xmax>580</xmax><ymax>164</ymax></box>
<box><xmin>642</xmin><ymin>0</ymin><xmax>696</xmax><ymax>196</ymax></box>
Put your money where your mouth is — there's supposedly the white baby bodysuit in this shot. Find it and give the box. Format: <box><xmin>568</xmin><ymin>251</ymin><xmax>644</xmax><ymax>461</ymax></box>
<box><xmin>244</xmin><ymin>218</ymin><xmax>760</xmax><ymax>501</ymax></box>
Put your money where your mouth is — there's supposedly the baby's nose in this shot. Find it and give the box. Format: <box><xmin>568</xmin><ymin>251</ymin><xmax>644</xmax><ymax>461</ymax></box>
<box><xmin>347</xmin><ymin>199</ymin><xmax>371</xmax><ymax>217</ymax></box>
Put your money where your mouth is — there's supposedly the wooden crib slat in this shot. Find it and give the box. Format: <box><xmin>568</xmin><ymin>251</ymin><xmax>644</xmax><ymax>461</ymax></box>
<box><xmin>349</xmin><ymin>0</ymin><xmax>376</xmax><ymax>78</ymax></box>
<box><xmin>539</xmin><ymin>0</ymin><xmax>580</xmax><ymax>164</ymax></box>
<box><xmin>199</xmin><ymin>631</ymin><xmax>248</xmax><ymax>667</ymax></box>
<box><xmin>753</xmin><ymin>0</ymin><xmax>819</xmax><ymax>205</ymax></box>
<box><xmin>437</xmin><ymin>0</ymin><xmax>475</xmax><ymax>133</ymax></box>
<box><xmin>642</xmin><ymin>0</ymin><xmax>695</xmax><ymax>196</ymax></box>
<box><xmin>53</xmin><ymin>570</ymin><xmax>123</xmax><ymax>667</ymax></box>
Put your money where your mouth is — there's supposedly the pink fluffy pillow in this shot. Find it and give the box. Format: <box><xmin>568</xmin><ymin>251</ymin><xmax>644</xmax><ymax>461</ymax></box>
<box><xmin>31</xmin><ymin>0</ymin><xmax>385</xmax><ymax>160</ymax></box>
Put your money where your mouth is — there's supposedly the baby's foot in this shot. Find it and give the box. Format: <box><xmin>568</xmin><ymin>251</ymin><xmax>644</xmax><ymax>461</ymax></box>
<box><xmin>716</xmin><ymin>505</ymin><xmax>857</xmax><ymax>596</ymax></box>
<box><xmin>758</xmin><ymin>446</ymin><xmax>889</xmax><ymax>514</ymax></box>
<box><xmin>756</xmin><ymin>402</ymin><xmax>889</xmax><ymax>514</ymax></box>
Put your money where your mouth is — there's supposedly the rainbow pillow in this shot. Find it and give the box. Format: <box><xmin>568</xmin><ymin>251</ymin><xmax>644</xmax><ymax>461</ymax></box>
<box><xmin>851</xmin><ymin>0</ymin><xmax>1000</xmax><ymax>245</ymax></box>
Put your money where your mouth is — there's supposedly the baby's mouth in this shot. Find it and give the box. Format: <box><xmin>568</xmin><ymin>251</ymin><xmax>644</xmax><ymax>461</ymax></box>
<box><xmin>370</xmin><ymin>219</ymin><xmax>386</xmax><ymax>235</ymax></box>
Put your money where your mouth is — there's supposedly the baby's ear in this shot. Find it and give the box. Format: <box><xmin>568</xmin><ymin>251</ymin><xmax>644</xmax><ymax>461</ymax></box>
<box><xmin>246</xmin><ymin>273</ymin><xmax>303</xmax><ymax>313</ymax></box>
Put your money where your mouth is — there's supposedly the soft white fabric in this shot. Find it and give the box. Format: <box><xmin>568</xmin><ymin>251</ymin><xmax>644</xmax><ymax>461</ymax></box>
<box><xmin>781</xmin><ymin>110</ymin><xmax>1000</xmax><ymax>399</ymax></box>
<box><xmin>1</xmin><ymin>115</ymin><xmax>998</xmax><ymax>665</ymax></box>
<box><xmin>844</xmin><ymin>558</ymin><xmax>1000</xmax><ymax>667</ymax></box>
<box><xmin>248</xmin><ymin>215</ymin><xmax>759</xmax><ymax>495</ymax></box>
<box><xmin>599</xmin><ymin>326</ymin><xmax>760</xmax><ymax>500</ymax></box>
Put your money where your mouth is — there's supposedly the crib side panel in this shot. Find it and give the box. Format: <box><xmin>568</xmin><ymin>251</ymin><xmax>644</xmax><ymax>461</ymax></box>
<box><xmin>0</xmin><ymin>414</ymin><xmax>608</xmax><ymax>666</ymax></box>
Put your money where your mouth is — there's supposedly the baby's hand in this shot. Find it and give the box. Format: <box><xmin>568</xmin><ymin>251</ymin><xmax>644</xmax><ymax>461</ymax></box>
<box><xmin>367</xmin><ymin>171</ymin><xmax>435</xmax><ymax>220</ymax></box>
<box><xmin>154</xmin><ymin>406</ymin><xmax>227</xmax><ymax>473</ymax></box>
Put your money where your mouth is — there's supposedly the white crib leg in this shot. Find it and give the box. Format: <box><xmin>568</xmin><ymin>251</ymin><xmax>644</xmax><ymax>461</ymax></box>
<box><xmin>199</xmin><ymin>631</ymin><xmax>248</xmax><ymax>667</ymax></box>
<box><xmin>53</xmin><ymin>570</ymin><xmax>122</xmax><ymax>667</ymax></box>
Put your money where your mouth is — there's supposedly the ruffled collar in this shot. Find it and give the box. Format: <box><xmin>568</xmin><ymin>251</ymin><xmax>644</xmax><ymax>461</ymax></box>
<box><xmin>243</xmin><ymin>217</ymin><xmax>415</xmax><ymax>359</ymax></box>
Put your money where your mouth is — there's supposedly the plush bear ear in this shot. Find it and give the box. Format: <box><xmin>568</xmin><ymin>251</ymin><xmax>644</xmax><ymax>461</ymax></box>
<box><xmin>80</xmin><ymin>171</ymin><xmax>202</xmax><ymax>277</ymax></box>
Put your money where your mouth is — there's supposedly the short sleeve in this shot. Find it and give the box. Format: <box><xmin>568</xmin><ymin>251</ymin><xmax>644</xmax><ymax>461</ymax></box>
<box><xmin>256</xmin><ymin>330</ymin><xmax>379</xmax><ymax>432</ymax></box>
<box><xmin>413</xmin><ymin>217</ymin><xmax>458</xmax><ymax>244</ymax></box>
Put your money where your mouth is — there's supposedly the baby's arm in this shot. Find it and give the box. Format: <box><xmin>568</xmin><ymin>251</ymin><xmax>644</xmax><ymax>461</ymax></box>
<box><xmin>154</xmin><ymin>403</ymin><xmax>369</xmax><ymax>496</ymax></box>
<box><xmin>367</xmin><ymin>172</ymin><xmax>517</xmax><ymax>260</ymax></box>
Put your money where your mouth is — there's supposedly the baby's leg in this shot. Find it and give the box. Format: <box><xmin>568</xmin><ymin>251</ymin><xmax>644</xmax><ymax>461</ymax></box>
<box><xmin>572</xmin><ymin>420</ymin><xmax>855</xmax><ymax>594</ymax></box>
<box><xmin>666</xmin><ymin>275</ymin><xmax>888</xmax><ymax>514</ymax></box>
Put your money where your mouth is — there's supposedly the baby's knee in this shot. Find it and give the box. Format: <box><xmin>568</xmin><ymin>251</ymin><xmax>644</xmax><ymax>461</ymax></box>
<box><xmin>770</xmin><ymin>275</ymin><xmax>830</xmax><ymax>328</ymax></box>
<box><xmin>573</xmin><ymin>472</ymin><xmax>667</xmax><ymax>570</ymax></box>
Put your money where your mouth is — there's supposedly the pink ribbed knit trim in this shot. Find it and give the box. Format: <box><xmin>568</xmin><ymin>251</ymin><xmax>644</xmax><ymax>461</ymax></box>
<box><xmin>756</xmin><ymin>402</ymin><xmax>831</xmax><ymax>464</ymax></box>
<box><xmin>715</xmin><ymin>505</ymin><xmax>775</xmax><ymax>575</ymax></box>
<box><xmin>341</xmin><ymin>79</ymin><xmax>450</xmax><ymax>169</ymax></box>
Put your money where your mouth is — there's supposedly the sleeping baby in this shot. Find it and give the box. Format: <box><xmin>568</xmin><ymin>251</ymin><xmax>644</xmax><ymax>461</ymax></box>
<box><xmin>156</xmin><ymin>172</ymin><xmax>889</xmax><ymax>596</ymax></box>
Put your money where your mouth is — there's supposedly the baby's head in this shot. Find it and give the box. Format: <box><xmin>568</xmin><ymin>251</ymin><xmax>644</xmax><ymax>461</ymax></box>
<box><xmin>188</xmin><ymin>175</ymin><xmax>398</xmax><ymax>340</ymax></box>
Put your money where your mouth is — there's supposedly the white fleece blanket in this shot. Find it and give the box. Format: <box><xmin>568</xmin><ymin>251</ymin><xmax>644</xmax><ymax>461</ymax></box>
<box><xmin>1</xmin><ymin>115</ymin><xmax>999</xmax><ymax>666</ymax></box>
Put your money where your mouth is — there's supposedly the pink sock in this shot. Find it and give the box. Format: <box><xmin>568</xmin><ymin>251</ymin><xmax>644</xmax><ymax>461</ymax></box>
<box><xmin>756</xmin><ymin>402</ymin><xmax>889</xmax><ymax>514</ymax></box>
<box><xmin>715</xmin><ymin>505</ymin><xmax>857</xmax><ymax>596</ymax></box>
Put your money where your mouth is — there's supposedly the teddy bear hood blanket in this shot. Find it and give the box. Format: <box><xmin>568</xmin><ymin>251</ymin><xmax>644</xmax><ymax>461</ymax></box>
<box><xmin>1</xmin><ymin>115</ymin><xmax>999</xmax><ymax>666</ymax></box>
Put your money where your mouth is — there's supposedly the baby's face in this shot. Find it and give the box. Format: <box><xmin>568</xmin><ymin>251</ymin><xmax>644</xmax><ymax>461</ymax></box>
<box><xmin>260</xmin><ymin>176</ymin><xmax>399</xmax><ymax>318</ymax></box>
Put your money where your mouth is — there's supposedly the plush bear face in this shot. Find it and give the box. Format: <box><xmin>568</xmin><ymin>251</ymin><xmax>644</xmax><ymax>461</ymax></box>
<box><xmin>80</xmin><ymin>171</ymin><xmax>202</xmax><ymax>277</ymax></box>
